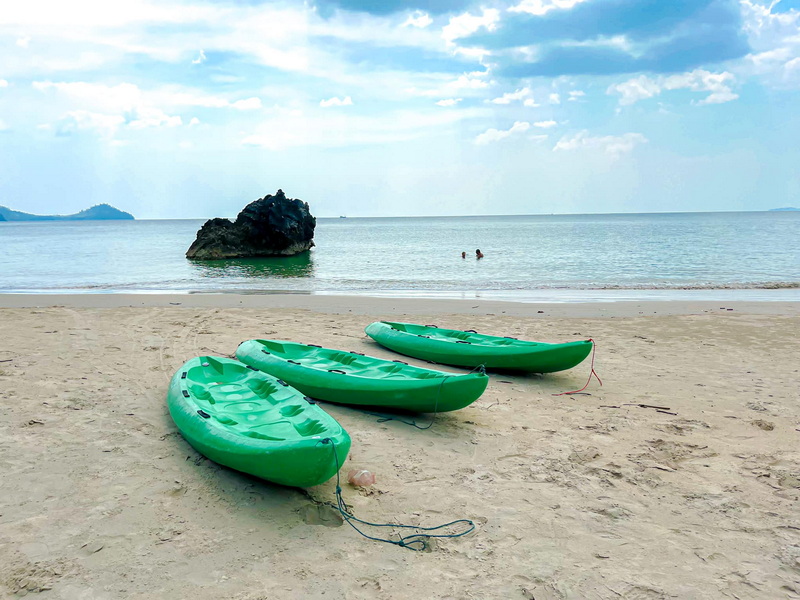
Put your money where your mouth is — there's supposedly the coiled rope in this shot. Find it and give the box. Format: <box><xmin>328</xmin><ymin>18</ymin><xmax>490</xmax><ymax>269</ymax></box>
<box><xmin>318</xmin><ymin>437</ymin><xmax>475</xmax><ymax>551</ymax></box>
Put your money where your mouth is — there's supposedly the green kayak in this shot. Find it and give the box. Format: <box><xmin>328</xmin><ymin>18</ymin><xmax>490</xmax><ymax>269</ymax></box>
<box><xmin>235</xmin><ymin>339</ymin><xmax>489</xmax><ymax>413</ymax></box>
<box><xmin>167</xmin><ymin>356</ymin><xmax>350</xmax><ymax>488</ymax></box>
<box><xmin>365</xmin><ymin>321</ymin><xmax>593</xmax><ymax>373</ymax></box>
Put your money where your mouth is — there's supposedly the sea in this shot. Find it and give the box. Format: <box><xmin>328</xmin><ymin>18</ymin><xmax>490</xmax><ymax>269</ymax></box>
<box><xmin>1</xmin><ymin>212</ymin><xmax>799</xmax><ymax>302</ymax></box>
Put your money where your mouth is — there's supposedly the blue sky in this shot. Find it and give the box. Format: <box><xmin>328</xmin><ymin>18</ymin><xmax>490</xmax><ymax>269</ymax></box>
<box><xmin>0</xmin><ymin>0</ymin><xmax>798</xmax><ymax>218</ymax></box>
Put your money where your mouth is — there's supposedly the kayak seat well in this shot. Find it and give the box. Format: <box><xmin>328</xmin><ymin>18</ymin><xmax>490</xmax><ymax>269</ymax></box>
<box><xmin>294</xmin><ymin>418</ymin><xmax>328</xmax><ymax>437</ymax></box>
<box><xmin>247</xmin><ymin>378</ymin><xmax>280</xmax><ymax>398</ymax></box>
<box><xmin>443</xmin><ymin>331</ymin><xmax>472</xmax><ymax>341</ymax></box>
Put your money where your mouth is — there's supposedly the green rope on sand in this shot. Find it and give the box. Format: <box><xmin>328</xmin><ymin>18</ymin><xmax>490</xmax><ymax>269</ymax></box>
<box><xmin>318</xmin><ymin>437</ymin><xmax>475</xmax><ymax>551</ymax></box>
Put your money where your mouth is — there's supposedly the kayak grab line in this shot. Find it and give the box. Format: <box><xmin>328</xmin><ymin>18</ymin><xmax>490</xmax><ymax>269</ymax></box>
<box><xmin>553</xmin><ymin>339</ymin><xmax>602</xmax><ymax>396</ymax></box>
<box><xmin>318</xmin><ymin>437</ymin><xmax>475</xmax><ymax>551</ymax></box>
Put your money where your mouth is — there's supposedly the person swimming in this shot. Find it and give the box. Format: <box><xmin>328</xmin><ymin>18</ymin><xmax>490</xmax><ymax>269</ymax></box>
<box><xmin>476</xmin><ymin>249</ymin><xmax>484</xmax><ymax>259</ymax></box>
<box><xmin>461</xmin><ymin>251</ymin><xmax>466</xmax><ymax>259</ymax></box>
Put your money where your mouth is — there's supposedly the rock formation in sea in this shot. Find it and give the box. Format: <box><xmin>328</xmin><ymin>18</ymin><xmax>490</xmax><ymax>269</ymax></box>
<box><xmin>186</xmin><ymin>190</ymin><xmax>316</xmax><ymax>260</ymax></box>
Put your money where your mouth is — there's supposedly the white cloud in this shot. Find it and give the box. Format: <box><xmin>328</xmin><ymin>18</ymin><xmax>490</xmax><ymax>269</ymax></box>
<box><xmin>16</xmin><ymin>37</ymin><xmax>31</xmax><ymax>48</ymax></box>
<box><xmin>436</xmin><ymin>98</ymin><xmax>462</xmax><ymax>106</ymax></box>
<box><xmin>549</xmin><ymin>93</ymin><xmax>561</xmax><ymax>104</ymax></box>
<box><xmin>509</xmin><ymin>0</ymin><xmax>590</xmax><ymax>16</ymax></box>
<box><xmin>739</xmin><ymin>1</ymin><xmax>800</xmax><ymax>87</ymax></box>
<box><xmin>0</xmin><ymin>119</ymin><xmax>9</xmax><ymax>131</ymax></box>
<box><xmin>523</xmin><ymin>98</ymin><xmax>540</xmax><ymax>107</ymax></box>
<box><xmin>191</xmin><ymin>49</ymin><xmax>206</xmax><ymax>64</ymax></box>
<box><xmin>320</xmin><ymin>96</ymin><xmax>353</xmax><ymax>107</ymax></box>
<box><xmin>475</xmin><ymin>121</ymin><xmax>530</xmax><ymax>145</ymax></box>
<box><xmin>606</xmin><ymin>75</ymin><xmax>662</xmax><ymax>105</ymax></box>
<box><xmin>608</xmin><ymin>70</ymin><xmax>739</xmax><ymax>105</ymax></box>
<box><xmin>488</xmin><ymin>87</ymin><xmax>530</xmax><ymax>104</ymax></box>
<box><xmin>533</xmin><ymin>120</ymin><xmax>557</xmax><ymax>128</ymax></box>
<box><xmin>55</xmin><ymin>110</ymin><xmax>125</xmax><ymax>137</ymax></box>
<box><xmin>189</xmin><ymin>117</ymin><xmax>200</xmax><ymax>126</ymax></box>
<box><xmin>241</xmin><ymin>107</ymin><xmax>484</xmax><ymax>150</ymax></box>
<box><xmin>0</xmin><ymin>79</ymin><xmax>8</xmax><ymax>88</ymax></box>
<box><xmin>442</xmin><ymin>9</ymin><xmax>500</xmax><ymax>43</ymax></box>
<box><xmin>407</xmin><ymin>72</ymin><xmax>492</xmax><ymax>98</ymax></box>
<box><xmin>33</xmin><ymin>80</ymin><xmax>262</xmax><ymax>112</ymax></box>
<box><xmin>231</xmin><ymin>97</ymin><xmax>262</xmax><ymax>110</ymax></box>
<box><xmin>553</xmin><ymin>131</ymin><xmax>647</xmax><ymax>157</ymax></box>
<box><xmin>403</xmin><ymin>11</ymin><xmax>432</xmax><ymax>28</ymax></box>
<box><xmin>568</xmin><ymin>90</ymin><xmax>585</xmax><ymax>101</ymax></box>
<box><xmin>127</xmin><ymin>107</ymin><xmax>182</xmax><ymax>129</ymax></box>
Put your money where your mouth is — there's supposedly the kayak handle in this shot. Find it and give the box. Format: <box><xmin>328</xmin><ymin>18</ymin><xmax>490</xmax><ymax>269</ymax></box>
<box><xmin>288</xmin><ymin>360</ymin><xmax>301</xmax><ymax>365</ymax></box>
<box><xmin>465</xmin><ymin>330</ymin><xmax>477</xmax><ymax>333</ymax></box>
<box><xmin>276</xmin><ymin>379</ymin><xmax>289</xmax><ymax>387</ymax></box>
<box><xmin>456</xmin><ymin>340</ymin><xmax>472</xmax><ymax>344</ymax></box>
<box><xmin>392</xmin><ymin>360</ymin><xmax>408</xmax><ymax>364</ymax></box>
<box><xmin>504</xmin><ymin>336</ymin><xmax>518</xmax><ymax>340</ymax></box>
<box><xmin>261</xmin><ymin>349</ymin><xmax>271</xmax><ymax>355</ymax></box>
<box><xmin>424</xmin><ymin>324</ymin><xmax>438</xmax><ymax>328</ymax></box>
<box><xmin>328</xmin><ymin>369</ymin><xmax>347</xmax><ymax>375</ymax></box>
<box><xmin>197</xmin><ymin>410</ymin><xmax>210</xmax><ymax>419</ymax></box>
<box><xmin>349</xmin><ymin>351</ymin><xmax>365</xmax><ymax>356</ymax></box>
<box><xmin>181</xmin><ymin>371</ymin><xmax>187</xmax><ymax>379</ymax></box>
<box><xmin>182</xmin><ymin>390</ymin><xmax>190</xmax><ymax>397</ymax></box>
<box><xmin>303</xmin><ymin>396</ymin><xmax>317</xmax><ymax>404</ymax></box>
<box><xmin>307</xmin><ymin>344</ymin><xmax>322</xmax><ymax>348</ymax></box>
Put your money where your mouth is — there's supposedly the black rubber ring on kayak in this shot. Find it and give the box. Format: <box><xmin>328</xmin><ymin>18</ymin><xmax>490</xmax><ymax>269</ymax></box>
<box><xmin>456</xmin><ymin>340</ymin><xmax>472</xmax><ymax>344</ymax></box>
<box><xmin>288</xmin><ymin>360</ymin><xmax>301</xmax><ymax>365</ymax></box>
<box><xmin>392</xmin><ymin>360</ymin><xmax>408</xmax><ymax>364</ymax></box>
<box><xmin>350</xmin><ymin>351</ymin><xmax>365</xmax><ymax>356</ymax></box>
<box><xmin>277</xmin><ymin>379</ymin><xmax>288</xmax><ymax>387</ymax></box>
<box><xmin>465</xmin><ymin>330</ymin><xmax>477</xmax><ymax>333</ymax></box>
<box><xmin>197</xmin><ymin>410</ymin><xmax>210</xmax><ymax>419</ymax></box>
<box><xmin>261</xmin><ymin>349</ymin><xmax>271</xmax><ymax>355</ymax></box>
<box><xmin>181</xmin><ymin>371</ymin><xmax>187</xmax><ymax>379</ymax></box>
<box><xmin>328</xmin><ymin>369</ymin><xmax>347</xmax><ymax>374</ymax></box>
<box><xmin>182</xmin><ymin>390</ymin><xmax>189</xmax><ymax>397</ymax></box>
<box><xmin>303</xmin><ymin>396</ymin><xmax>317</xmax><ymax>404</ymax></box>
<box><xmin>246</xmin><ymin>365</ymin><xmax>259</xmax><ymax>371</ymax></box>
<box><xmin>308</xmin><ymin>344</ymin><xmax>321</xmax><ymax>348</ymax></box>
<box><xmin>424</xmin><ymin>324</ymin><xmax>438</xmax><ymax>328</ymax></box>
<box><xmin>504</xmin><ymin>336</ymin><xmax>518</xmax><ymax>340</ymax></box>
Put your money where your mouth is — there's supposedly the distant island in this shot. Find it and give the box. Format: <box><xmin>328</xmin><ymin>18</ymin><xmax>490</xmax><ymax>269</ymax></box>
<box><xmin>769</xmin><ymin>207</ymin><xmax>799</xmax><ymax>212</ymax></box>
<box><xmin>0</xmin><ymin>203</ymin><xmax>134</xmax><ymax>221</ymax></box>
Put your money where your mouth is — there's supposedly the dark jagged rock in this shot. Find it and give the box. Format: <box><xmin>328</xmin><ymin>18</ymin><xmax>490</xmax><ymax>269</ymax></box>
<box><xmin>186</xmin><ymin>190</ymin><xmax>316</xmax><ymax>260</ymax></box>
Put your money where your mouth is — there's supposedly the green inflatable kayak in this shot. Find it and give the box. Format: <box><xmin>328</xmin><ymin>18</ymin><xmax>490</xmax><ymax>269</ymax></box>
<box><xmin>167</xmin><ymin>356</ymin><xmax>350</xmax><ymax>488</ymax></box>
<box><xmin>365</xmin><ymin>321</ymin><xmax>593</xmax><ymax>373</ymax></box>
<box><xmin>235</xmin><ymin>339</ymin><xmax>489</xmax><ymax>413</ymax></box>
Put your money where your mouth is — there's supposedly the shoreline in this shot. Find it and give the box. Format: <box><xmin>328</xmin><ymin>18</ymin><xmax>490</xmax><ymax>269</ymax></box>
<box><xmin>1</xmin><ymin>292</ymin><xmax>799</xmax><ymax>317</ymax></box>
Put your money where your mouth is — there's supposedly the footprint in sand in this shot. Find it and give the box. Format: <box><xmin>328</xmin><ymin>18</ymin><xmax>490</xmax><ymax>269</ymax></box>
<box><xmin>301</xmin><ymin>504</ymin><xmax>344</xmax><ymax>527</ymax></box>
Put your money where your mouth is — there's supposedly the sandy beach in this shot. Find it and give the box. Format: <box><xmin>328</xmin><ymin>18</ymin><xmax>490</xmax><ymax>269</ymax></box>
<box><xmin>1</xmin><ymin>294</ymin><xmax>799</xmax><ymax>599</ymax></box>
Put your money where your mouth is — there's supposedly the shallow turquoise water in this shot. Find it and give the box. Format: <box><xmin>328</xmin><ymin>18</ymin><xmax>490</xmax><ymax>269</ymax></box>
<box><xmin>1</xmin><ymin>212</ymin><xmax>798</xmax><ymax>297</ymax></box>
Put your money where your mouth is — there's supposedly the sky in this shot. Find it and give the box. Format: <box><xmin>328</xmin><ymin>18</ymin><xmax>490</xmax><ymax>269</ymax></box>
<box><xmin>1</xmin><ymin>0</ymin><xmax>799</xmax><ymax>218</ymax></box>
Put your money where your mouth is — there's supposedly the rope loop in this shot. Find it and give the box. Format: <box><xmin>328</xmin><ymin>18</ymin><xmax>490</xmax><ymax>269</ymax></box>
<box><xmin>317</xmin><ymin>437</ymin><xmax>475</xmax><ymax>551</ymax></box>
<box><xmin>553</xmin><ymin>338</ymin><xmax>602</xmax><ymax>396</ymax></box>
